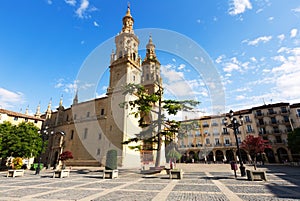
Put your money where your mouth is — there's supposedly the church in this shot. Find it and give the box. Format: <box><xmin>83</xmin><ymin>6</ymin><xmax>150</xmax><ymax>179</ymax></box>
<box><xmin>41</xmin><ymin>6</ymin><xmax>163</xmax><ymax>168</ymax></box>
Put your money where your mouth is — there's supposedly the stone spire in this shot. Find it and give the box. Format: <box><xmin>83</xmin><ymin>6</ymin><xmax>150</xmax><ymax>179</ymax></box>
<box><xmin>73</xmin><ymin>90</ymin><xmax>78</xmax><ymax>105</ymax></box>
<box><xmin>34</xmin><ymin>102</ymin><xmax>41</xmax><ymax>118</ymax></box>
<box><xmin>25</xmin><ymin>105</ymin><xmax>29</xmax><ymax>115</ymax></box>
<box><xmin>122</xmin><ymin>3</ymin><xmax>134</xmax><ymax>33</ymax></box>
<box><xmin>145</xmin><ymin>35</ymin><xmax>157</xmax><ymax>60</ymax></box>
<box><xmin>46</xmin><ymin>98</ymin><xmax>52</xmax><ymax>119</ymax></box>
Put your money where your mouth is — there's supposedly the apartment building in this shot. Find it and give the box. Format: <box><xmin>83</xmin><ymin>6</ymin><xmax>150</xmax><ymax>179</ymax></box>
<box><xmin>178</xmin><ymin>102</ymin><xmax>299</xmax><ymax>163</ymax></box>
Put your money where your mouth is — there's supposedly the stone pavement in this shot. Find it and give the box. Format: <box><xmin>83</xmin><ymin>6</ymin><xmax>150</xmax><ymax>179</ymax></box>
<box><xmin>0</xmin><ymin>164</ymin><xmax>299</xmax><ymax>201</ymax></box>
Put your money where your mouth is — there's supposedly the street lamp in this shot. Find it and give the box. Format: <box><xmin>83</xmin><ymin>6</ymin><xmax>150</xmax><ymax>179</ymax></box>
<box><xmin>223</xmin><ymin>110</ymin><xmax>246</xmax><ymax>177</ymax></box>
<box><xmin>35</xmin><ymin>126</ymin><xmax>53</xmax><ymax>175</ymax></box>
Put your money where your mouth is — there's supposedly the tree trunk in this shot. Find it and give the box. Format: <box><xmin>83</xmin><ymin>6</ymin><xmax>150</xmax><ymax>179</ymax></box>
<box><xmin>254</xmin><ymin>155</ymin><xmax>257</xmax><ymax>170</ymax></box>
<box><xmin>155</xmin><ymin>88</ymin><xmax>163</xmax><ymax>168</ymax></box>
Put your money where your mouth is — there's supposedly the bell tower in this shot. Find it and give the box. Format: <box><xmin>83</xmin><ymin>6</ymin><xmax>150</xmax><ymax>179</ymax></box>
<box><xmin>106</xmin><ymin>5</ymin><xmax>142</xmax><ymax>168</ymax></box>
<box><xmin>107</xmin><ymin>5</ymin><xmax>141</xmax><ymax>94</ymax></box>
<box><xmin>141</xmin><ymin>36</ymin><xmax>162</xmax><ymax>95</ymax></box>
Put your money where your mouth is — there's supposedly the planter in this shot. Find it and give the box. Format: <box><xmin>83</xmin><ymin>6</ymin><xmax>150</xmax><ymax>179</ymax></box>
<box><xmin>53</xmin><ymin>169</ymin><xmax>70</xmax><ymax>178</ymax></box>
<box><xmin>103</xmin><ymin>169</ymin><xmax>118</xmax><ymax>179</ymax></box>
<box><xmin>7</xmin><ymin>169</ymin><xmax>25</xmax><ymax>177</ymax></box>
<box><xmin>169</xmin><ymin>169</ymin><xmax>183</xmax><ymax>179</ymax></box>
<box><xmin>246</xmin><ymin>169</ymin><xmax>267</xmax><ymax>181</ymax></box>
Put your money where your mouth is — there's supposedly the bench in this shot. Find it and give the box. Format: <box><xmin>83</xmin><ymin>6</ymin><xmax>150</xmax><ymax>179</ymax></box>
<box><xmin>7</xmin><ymin>169</ymin><xmax>25</xmax><ymax>177</ymax></box>
<box><xmin>103</xmin><ymin>169</ymin><xmax>118</xmax><ymax>179</ymax></box>
<box><xmin>246</xmin><ymin>169</ymin><xmax>267</xmax><ymax>181</ymax></box>
<box><xmin>53</xmin><ymin>170</ymin><xmax>70</xmax><ymax>178</ymax></box>
<box><xmin>169</xmin><ymin>169</ymin><xmax>183</xmax><ymax>179</ymax></box>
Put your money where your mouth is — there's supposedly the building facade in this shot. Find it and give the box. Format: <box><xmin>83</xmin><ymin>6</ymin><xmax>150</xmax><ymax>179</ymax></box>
<box><xmin>178</xmin><ymin>102</ymin><xmax>300</xmax><ymax>163</ymax></box>
<box><xmin>41</xmin><ymin>6</ymin><xmax>162</xmax><ymax>168</ymax></box>
<box><xmin>0</xmin><ymin>107</ymin><xmax>43</xmax><ymax>128</ymax></box>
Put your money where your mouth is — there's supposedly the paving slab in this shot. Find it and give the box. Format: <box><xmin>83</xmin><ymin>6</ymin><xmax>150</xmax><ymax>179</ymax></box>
<box><xmin>0</xmin><ymin>164</ymin><xmax>299</xmax><ymax>201</ymax></box>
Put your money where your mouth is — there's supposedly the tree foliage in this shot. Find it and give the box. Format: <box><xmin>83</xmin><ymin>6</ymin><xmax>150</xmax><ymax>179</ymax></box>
<box><xmin>288</xmin><ymin>128</ymin><xmax>300</xmax><ymax>154</ymax></box>
<box><xmin>0</xmin><ymin>121</ymin><xmax>42</xmax><ymax>159</ymax></box>
<box><xmin>122</xmin><ymin>83</ymin><xmax>199</xmax><ymax>167</ymax></box>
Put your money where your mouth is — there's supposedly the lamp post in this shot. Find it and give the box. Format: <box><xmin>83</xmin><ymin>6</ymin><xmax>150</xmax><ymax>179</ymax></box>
<box><xmin>35</xmin><ymin>126</ymin><xmax>53</xmax><ymax>175</ymax></box>
<box><xmin>224</xmin><ymin>110</ymin><xmax>246</xmax><ymax>177</ymax></box>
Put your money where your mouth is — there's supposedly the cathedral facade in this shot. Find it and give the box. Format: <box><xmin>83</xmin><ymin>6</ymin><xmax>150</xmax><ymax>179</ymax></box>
<box><xmin>41</xmin><ymin>6</ymin><xmax>162</xmax><ymax>168</ymax></box>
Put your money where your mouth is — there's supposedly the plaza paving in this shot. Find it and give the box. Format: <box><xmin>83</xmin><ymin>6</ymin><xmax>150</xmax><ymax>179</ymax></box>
<box><xmin>0</xmin><ymin>164</ymin><xmax>299</xmax><ymax>201</ymax></box>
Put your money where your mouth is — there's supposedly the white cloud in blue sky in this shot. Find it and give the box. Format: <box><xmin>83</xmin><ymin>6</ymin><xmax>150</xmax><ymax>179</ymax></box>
<box><xmin>228</xmin><ymin>0</ymin><xmax>252</xmax><ymax>15</ymax></box>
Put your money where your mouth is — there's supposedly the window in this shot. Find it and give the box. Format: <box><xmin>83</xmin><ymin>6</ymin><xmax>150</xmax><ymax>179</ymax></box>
<box><xmin>146</xmin><ymin>74</ymin><xmax>149</xmax><ymax>80</ymax></box>
<box><xmin>245</xmin><ymin>116</ymin><xmax>251</xmax><ymax>122</ymax></box>
<box><xmin>84</xmin><ymin>128</ymin><xmax>88</xmax><ymax>139</ymax></box>
<box><xmin>247</xmin><ymin>125</ymin><xmax>252</xmax><ymax>133</ymax></box>
<box><xmin>34</xmin><ymin>120</ymin><xmax>38</xmax><ymax>123</ymax></box>
<box><xmin>87</xmin><ymin>112</ymin><xmax>90</xmax><ymax>118</ymax></box>
<box><xmin>25</xmin><ymin>118</ymin><xmax>28</xmax><ymax>122</ymax></box>
<box><xmin>260</xmin><ymin>127</ymin><xmax>266</xmax><ymax>135</ymax></box>
<box><xmin>206</xmin><ymin>138</ymin><xmax>210</xmax><ymax>144</ymax></box>
<box><xmin>215</xmin><ymin>138</ymin><xmax>219</xmax><ymax>145</ymax></box>
<box><xmin>237</xmin><ymin>137</ymin><xmax>241</xmax><ymax>144</ymax></box>
<box><xmin>273</xmin><ymin>126</ymin><xmax>280</xmax><ymax>133</ymax></box>
<box><xmin>74</xmin><ymin>114</ymin><xmax>77</xmax><ymax>120</ymax></box>
<box><xmin>70</xmin><ymin>130</ymin><xmax>74</xmax><ymax>140</ymax></box>
<box><xmin>101</xmin><ymin>109</ymin><xmax>105</xmax><ymax>116</ymax></box>
<box><xmin>133</xmin><ymin>75</ymin><xmax>135</xmax><ymax>81</ymax></box>
<box><xmin>281</xmin><ymin>107</ymin><xmax>287</xmax><ymax>113</ymax></box>
<box><xmin>275</xmin><ymin>136</ymin><xmax>282</xmax><ymax>143</ymax></box>
<box><xmin>14</xmin><ymin>117</ymin><xmax>18</xmax><ymax>121</ymax></box>
<box><xmin>98</xmin><ymin>133</ymin><xmax>102</xmax><ymax>140</ymax></box>
<box><xmin>271</xmin><ymin>117</ymin><xmax>277</xmax><ymax>124</ymax></box>
<box><xmin>225</xmin><ymin>138</ymin><xmax>230</xmax><ymax>145</ymax></box>
<box><xmin>223</xmin><ymin>127</ymin><xmax>228</xmax><ymax>134</ymax></box>
<box><xmin>283</xmin><ymin>116</ymin><xmax>289</xmax><ymax>122</ymax></box>
<box><xmin>66</xmin><ymin>115</ymin><xmax>69</xmax><ymax>121</ymax></box>
<box><xmin>256</xmin><ymin>110</ymin><xmax>262</xmax><ymax>116</ymax></box>
<box><xmin>110</xmin><ymin>125</ymin><xmax>112</xmax><ymax>131</ymax></box>
<box><xmin>297</xmin><ymin>109</ymin><xmax>300</xmax><ymax>117</ymax></box>
<box><xmin>268</xmin><ymin>108</ymin><xmax>275</xmax><ymax>115</ymax></box>
<box><xmin>97</xmin><ymin>148</ymin><xmax>101</xmax><ymax>155</ymax></box>
<box><xmin>258</xmin><ymin>119</ymin><xmax>264</xmax><ymax>125</ymax></box>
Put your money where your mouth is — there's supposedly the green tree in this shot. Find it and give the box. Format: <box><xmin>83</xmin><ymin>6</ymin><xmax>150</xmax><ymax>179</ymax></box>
<box><xmin>122</xmin><ymin>83</ymin><xmax>199</xmax><ymax>167</ymax></box>
<box><xmin>0</xmin><ymin>121</ymin><xmax>43</xmax><ymax>160</ymax></box>
<box><xmin>288</xmin><ymin>128</ymin><xmax>300</xmax><ymax>155</ymax></box>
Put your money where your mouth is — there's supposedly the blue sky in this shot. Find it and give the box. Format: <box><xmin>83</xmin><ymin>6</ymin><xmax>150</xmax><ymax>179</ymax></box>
<box><xmin>0</xmin><ymin>0</ymin><xmax>300</xmax><ymax>117</ymax></box>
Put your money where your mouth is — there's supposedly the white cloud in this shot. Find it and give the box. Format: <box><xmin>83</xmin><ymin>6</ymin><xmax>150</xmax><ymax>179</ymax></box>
<box><xmin>0</xmin><ymin>88</ymin><xmax>24</xmax><ymax>109</ymax></box>
<box><xmin>256</xmin><ymin>8</ymin><xmax>263</xmax><ymax>14</ymax></box>
<box><xmin>215</xmin><ymin>55</ymin><xmax>225</xmax><ymax>64</ymax></box>
<box><xmin>76</xmin><ymin>0</ymin><xmax>89</xmax><ymax>18</ymax></box>
<box><xmin>268</xmin><ymin>16</ymin><xmax>274</xmax><ymax>21</ymax></box>
<box><xmin>271</xmin><ymin>47</ymin><xmax>300</xmax><ymax>100</ymax></box>
<box><xmin>277</xmin><ymin>34</ymin><xmax>285</xmax><ymax>42</ymax></box>
<box><xmin>65</xmin><ymin>0</ymin><xmax>76</xmax><ymax>6</ymax></box>
<box><xmin>292</xmin><ymin>7</ymin><xmax>300</xmax><ymax>13</ymax></box>
<box><xmin>236</xmin><ymin>95</ymin><xmax>245</xmax><ymax>100</ymax></box>
<box><xmin>223</xmin><ymin>57</ymin><xmax>241</xmax><ymax>73</ymax></box>
<box><xmin>93</xmin><ymin>21</ymin><xmax>99</xmax><ymax>27</ymax></box>
<box><xmin>229</xmin><ymin>0</ymin><xmax>252</xmax><ymax>16</ymax></box>
<box><xmin>247</xmin><ymin>36</ymin><xmax>272</xmax><ymax>46</ymax></box>
<box><xmin>46</xmin><ymin>0</ymin><xmax>52</xmax><ymax>5</ymax></box>
<box><xmin>290</xmin><ymin>28</ymin><xmax>298</xmax><ymax>38</ymax></box>
<box><xmin>178</xmin><ymin>64</ymin><xmax>185</xmax><ymax>70</ymax></box>
<box><xmin>196</xmin><ymin>19</ymin><xmax>201</xmax><ymax>24</ymax></box>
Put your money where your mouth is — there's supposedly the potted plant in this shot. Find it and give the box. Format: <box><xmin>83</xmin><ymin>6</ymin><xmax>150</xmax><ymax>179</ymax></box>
<box><xmin>7</xmin><ymin>157</ymin><xmax>25</xmax><ymax>177</ymax></box>
<box><xmin>104</xmin><ymin>149</ymin><xmax>118</xmax><ymax>179</ymax></box>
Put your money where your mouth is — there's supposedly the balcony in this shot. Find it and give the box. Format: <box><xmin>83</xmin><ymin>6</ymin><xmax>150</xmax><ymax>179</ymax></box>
<box><xmin>255</xmin><ymin>112</ymin><xmax>264</xmax><ymax>117</ymax></box>
<box><xmin>246</xmin><ymin>129</ymin><xmax>255</xmax><ymax>134</ymax></box>
<box><xmin>267</xmin><ymin>111</ymin><xmax>277</xmax><ymax>116</ymax></box>
<box><xmin>222</xmin><ymin>132</ymin><xmax>230</xmax><ymax>135</ymax></box>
